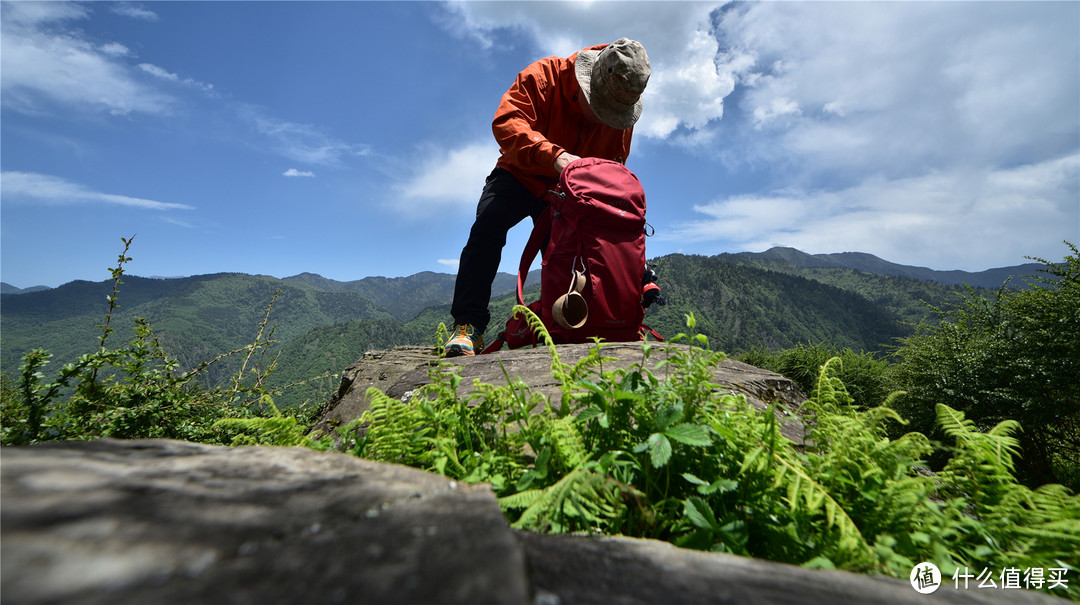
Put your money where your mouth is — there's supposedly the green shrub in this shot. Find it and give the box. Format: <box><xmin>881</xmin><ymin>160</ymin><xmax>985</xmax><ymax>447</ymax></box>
<box><xmin>0</xmin><ymin>237</ymin><xmax>311</xmax><ymax>446</ymax></box>
<box><xmin>889</xmin><ymin>243</ymin><xmax>1080</xmax><ymax>490</ymax></box>
<box><xmin>737</xmin><ymin>342</ymin><xmax>892</xmax><ymax>409</ymax></box>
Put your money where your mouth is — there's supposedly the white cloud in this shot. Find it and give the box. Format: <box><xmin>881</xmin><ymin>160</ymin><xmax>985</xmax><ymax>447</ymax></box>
<box><xmin>715</xmin><ymin>2</ymin><xmax>1080</xmax><ymax>179</ymax></box>
<box><xmin>396</xmin><ymin>142</ymin><xmax>501</xmax><ymax>214</ymax></box>
<box><xmin>432</xmin><ymin>1</ymin><xmax>1077</xmax><ymax>272</ymax></box>
<box><xmin>99</xmin><ymin>42</ymin><xmax>132</xmax><ymax>58</ymax></box>
<box><xmin>111</xmin><ymin>3</ymin><xmax>160</xmax><ymax>22</ymax></box>
<box><xmin>440</xmin><ymin>1</ymin><xmax>1076</xmax><ymax>164</ymax></box>
<box><xmin>160</xmin><ymin>216</ymin><xmax>197</xmax><ymax>229</ymax></box>
<box><xmin>0</xmin><ymin>1</ymin><xmax>173</xmax><ymax>116</ymax></box>
<box><xmin>283</xmin><ymin>169</ymin><xmax>315</xmax><ymax>178</ymax></box>
<box><xmin>440</xmin><ymin>2</ymin><xmax>732</xmax><ymax>140</ymax></box>
<box><xmin>239</xmin><ymin>106</ymin><xmax>370</xmax><ymax>167</ymax></box>
<box><xmin>636</xmin><ymin>27</ymin><xmax>737</xmax><ymax>139</ymax></box>
<box><xmin>751</xmin><ymin>97</ymin><xmax>801</xmax><ymax>130</ymax></box>
<box><xmin>0</xmin><ymin>1</ymin><xmax>88</xmax><ymax>26</ymax></box>
<box><xmin>437</xmin><ymin>258</ymin><xmax>460</xmax><ymax>270</ymax></box>
<box><xmin>642</xmin><ymin>1</ymin><xmax>1078</xmax><ymax>271</ymax></box>
<box><xmin>138</xmin><ymin>63</ymin><xmax>215</xmax><ymax>94</ymax></box>
<box><xmin>668</xmin><ymin>153</ymin><xmax>1080</xmax><ymax>271</ymax></box>
<box><xmin>1</xmin><ymin>1</ymin><xmax>356</xmax><ymax>172</ymax></box>
<box><xmin>139</xmin><ymin>63</ymin><xmax>180</xmax><ymax>82</ymax></box>
<box><xmin>1</xmin><ymin>172</ymin><xmax>195</xmax><ymax>211</ymax></box>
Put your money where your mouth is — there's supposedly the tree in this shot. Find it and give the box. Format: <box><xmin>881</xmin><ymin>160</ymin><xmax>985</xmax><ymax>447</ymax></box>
<box><xmin>889</xmin><ymin>243</ymin><xmax>1079</xmax><ymax>489</ymax></box>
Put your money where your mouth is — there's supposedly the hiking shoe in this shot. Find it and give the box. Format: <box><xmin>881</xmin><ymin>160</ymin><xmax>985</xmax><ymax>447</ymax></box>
<box><xmin>444</xmin><ymin>324</ymin><xmax>483</xmax><ymax>357</ymax></box>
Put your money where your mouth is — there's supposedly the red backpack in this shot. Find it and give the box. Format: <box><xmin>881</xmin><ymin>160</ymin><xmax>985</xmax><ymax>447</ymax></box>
<box><xmin>482</xmin><ymin>158</ymin><xmax>662</xmax><ymax>352</ymax></box>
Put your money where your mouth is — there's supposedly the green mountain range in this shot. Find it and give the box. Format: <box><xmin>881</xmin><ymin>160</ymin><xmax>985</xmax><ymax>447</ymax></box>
<box><xmin>727</xmin><ymin>247</ymin><xmax>1046</xmax><ymax>289</ymax></box>
<box><xmin>2</xmin><ymin>248</ymin><xmax>1033</xmax><ymax>407</ymax></box>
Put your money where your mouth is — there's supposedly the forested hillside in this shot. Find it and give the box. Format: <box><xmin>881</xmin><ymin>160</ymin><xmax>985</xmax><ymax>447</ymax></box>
<box><xmin>717</xmin><ymin>255</ymin><xmax>982</xmax><ymax>326</ymax></box>
<box><xmin>0</xmin><ymin>274</ymin><xmax>398</xmax><ymax>390</ymax></box>
<box><xmin>2</xmin><ymin>251</ymin><xmax>1005</xmax><ymax>407</ymax></box>
<box><xmin>281</xmin><ymin>271</ymin><xmax>521</xmax><ymax>322</ymax></box>
<box><xmin>253</xmin><ymin>254</ymin><xmax>1001</xmax><ymax>406</ymax></box>
<box><xmin>730</xmin><ymin>247</ymin><xmax>1045</xmax><ymax>290</ymax></box>
<box><xmin>639</xmin><ymin>254</ymin><xmax>910</xmax><ymax>352</ymax></box>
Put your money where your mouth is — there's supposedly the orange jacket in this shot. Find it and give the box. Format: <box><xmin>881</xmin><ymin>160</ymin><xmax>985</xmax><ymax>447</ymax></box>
<box><xmin>493</xmin><ymin>44</ymin><xmax>634</xmax><ymax>199</ymax></box>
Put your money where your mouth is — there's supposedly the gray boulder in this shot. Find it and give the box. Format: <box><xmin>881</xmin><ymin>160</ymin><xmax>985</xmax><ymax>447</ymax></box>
<box><xmin>2</xmin><ymin>439</ymin><xmax>526</xmax><ymax>605</ymax></box>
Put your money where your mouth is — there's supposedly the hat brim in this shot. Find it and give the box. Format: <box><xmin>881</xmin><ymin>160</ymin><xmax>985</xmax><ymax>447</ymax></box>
<box><xmin>575</xmin><ymin>49</ymin><xmax>642</xmax><ymax>130</ymax></box>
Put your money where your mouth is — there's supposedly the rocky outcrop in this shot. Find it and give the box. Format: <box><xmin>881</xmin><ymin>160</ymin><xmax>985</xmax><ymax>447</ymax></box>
<box><xmin>313</xmin><ymin>343</ymin><xmax>809</xmax><ymax>445</ymax></box>
<box><xmin>3</xmin><ymin>439</ymin><xmax>1065</xmax><ymax>605</ymax></box>
<box><xmin>2</xmin><ymin>439</ymin><xmax>526</xmax><ymax>605</ymax></box>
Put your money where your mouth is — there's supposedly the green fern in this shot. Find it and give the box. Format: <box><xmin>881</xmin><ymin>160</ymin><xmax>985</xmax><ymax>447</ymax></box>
<box><xmin>499</xmin><ymin>464</ymin><xmax>626</xmax><ymax>532</ymax></box>
<box><xmin>568</xmin><ymin>341</ymin><xmax>615</xmax><ymax>383</ymax></box>
<box><xmin>772</xmin><ymin>450</ymin><xmax>877</xmax><ymax>568</ymax></box>
<box><xmin>548</xmin><ymin>416</ymin><xmax>587</xmax><ymax>469</ymax></box>
<box><xmin>512</xmin><ymin>304</ymin><xmax>572</xmax><ymax>390</ymax></box>
<box><xmin>356</xmin><ymin>387</ymin><xmax>432</xmax><ymax>465</ymax></box>
<box><xmin>213</xmin><ymin>396</ymin><xmax>327</xmax><ymax>448</ymax></box>
<box><xmin>935</xmin><ymin>403</ymin><xmax>1080</xmax><ymax>589</ymax></box>
<box><xmin>341</xmin><ymin>317</ymin><xmax>1080</xmax><ymax>599</ymax></box>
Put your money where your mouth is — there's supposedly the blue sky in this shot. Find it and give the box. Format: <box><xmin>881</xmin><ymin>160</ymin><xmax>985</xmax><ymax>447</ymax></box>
<box><xmin>2</xmin><ymin>1</ymin><xmax>1078</xmax><ymax>289</ymax></box>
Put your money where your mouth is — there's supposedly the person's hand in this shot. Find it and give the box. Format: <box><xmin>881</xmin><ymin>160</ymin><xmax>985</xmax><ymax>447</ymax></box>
<box><xmin>554</xmin><ymin>152</ymin><xmax>581</xmax><ymax>174</ymax></box>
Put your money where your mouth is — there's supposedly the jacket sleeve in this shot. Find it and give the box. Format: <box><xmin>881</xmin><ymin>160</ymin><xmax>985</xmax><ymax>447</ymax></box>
<box><xmin>491</xmin><ymin>62</ymin><xmax>563</xmax><ymax>179</ymax></box>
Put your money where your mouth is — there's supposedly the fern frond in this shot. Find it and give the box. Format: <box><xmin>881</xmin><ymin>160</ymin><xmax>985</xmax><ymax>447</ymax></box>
<box><xmin>512</xmin><ymin>304</ymin><xmax>572</xmax><ymax>389</ymax></box>
<box><xmin>430</xmin><ymin>436</ymin><xmax>467</xmax><ymax>477</ymax></box>
<box><xmin>936</xmin><ymin>404</ymin><xmax>977</xmax><ymax>441</ymax></box>
<box><xmin>773</xmin><ymin>453</ymin><xmax>876</xmax><ymax>565</ymax></box>
<box><xmin>985</xmin><ymin>419</ymin><xmax>1023</xmax><ymax>470</ymax></box>
<box><xmin>498</xmin><ymin>487</ymin><xmax>545</xmax><ymax>510</ymax></box>
<box><xmin>213</xmin><ymin>415</ymin><xmax>313</xmax><ymax>447</ymax></box>
<box><xmin>569</xmin><ymin>344</ymin><xmax>615</xmax><ymax>382</ymax></box>
<box><xmin>360</xmin><ymin>387</ymin><xmax>430</xmax><ymax>464</ymax></box>
<box><xmin>739</xmin><ymin>445</ymin><xmax>767</xmax><ymax>476</ymax></box>
<box><xmin>936</xmin><ymin>404</ymin><xmax>1021</xmax><ymax>473</ymax></box>
<box><xmin>502</xmin><ymin>465</ymin><xmax>623</xmax><ymax>532</ymax></box>
<box><xmin>879</xmin><ymin>390</ymin><xmax>908</xmax><ymax>412</ymax></box>
<box><xmin>549</xmin><ymin>417</ymin><xmax>587</xmax><ymax>469</ymax></box>
<box><xmin>213</xmin><ymin>396</ymin><xmax>314</xmax><ymax>447</ymax></box>
<box><xmin>808</xmin><ymin>357</ymin><xmax>855</xmax><ymax>412</ymax></box>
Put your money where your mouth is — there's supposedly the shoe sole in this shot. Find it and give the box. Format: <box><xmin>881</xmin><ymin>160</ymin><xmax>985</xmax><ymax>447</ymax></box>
<box><xmin>444</xmin><ymin>345</ymin><xmax>475</xmax><ymax>357</ymax></box>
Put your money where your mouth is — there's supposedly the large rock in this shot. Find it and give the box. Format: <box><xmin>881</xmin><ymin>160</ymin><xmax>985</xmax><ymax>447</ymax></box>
<box><xmin>518</xmin><ymin>532</ymin><xmax>1068</xmax><ymax>605</ymax></box>
<box><xmin>1</xmin><ymin>439</ymin><xmax>526</xmax><ymax>605</ymax></box>
<box><xmin>313</xmin><ymin>343</ymin><xmax>809</xmax><ymax>445</ymax></box>
<box><xmin>1</xmin><ymin>440</ymin><xmax>1065</xmax><ymax>604</ymax></box>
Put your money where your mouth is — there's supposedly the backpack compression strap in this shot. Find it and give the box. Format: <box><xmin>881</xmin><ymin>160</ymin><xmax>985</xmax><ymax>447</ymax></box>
<box><xmin>517</xmin><ymin>205</ymin><xmax>554</xmax><ymax>306</ymax></box>
<box><xmin>480</xmin><ymin>334</ymin><xmax>506</xmax><ymax>355</ymax></box>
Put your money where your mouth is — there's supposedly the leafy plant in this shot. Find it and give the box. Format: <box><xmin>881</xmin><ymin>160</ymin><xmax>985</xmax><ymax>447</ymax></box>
<box><xmin>214</xmin><ymin>396</ymin><xmax>330</xmax><ymax>448</ymax></box>
<box><xmin>0</xmin><ymin>237</ymin><xmax>316</xmax><ymax>446</ymax></box>
<box><xmin>933</xmin><ymin>404</ymin><xmax>1080</xmax><ymax>578</ymax></box>
<box><xmin>889</xmin><ymin>242</ymin><xmax>1080</xmax><ymax>489</ymax></box>
<box><xmin>737</xmin><ymin>342</ymin><xmax>892</xmax><ymax>409</ymax></box>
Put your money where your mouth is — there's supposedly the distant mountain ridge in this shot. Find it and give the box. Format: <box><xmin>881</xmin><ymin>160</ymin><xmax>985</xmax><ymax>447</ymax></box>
<box><xmin>730</xmin><ymin>247</ymin><xmax>1044</xmax><ymax>289</ymax></box>
<box><xmin>3</xmin><ymin>247</ymin><xmax>1049</xmax><ymax>409</ymax></box>
<box><xmin>2</xmin><ymin>248</ymin><xmax>1039</xmax><ymax>295</ymax></box>
<box><xmin>0</xmin><ymin>283</ymin><xmax>51</xmax><ymax>295</ymax></box>
<box><xmin>280</xmin><ymin>271</ymin><xmax>523</xmax><ymax>322</ymax></box>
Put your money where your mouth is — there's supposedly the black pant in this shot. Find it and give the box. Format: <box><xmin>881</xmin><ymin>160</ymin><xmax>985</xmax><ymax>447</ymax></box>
<box><xmin>451</xmin><ymin>167</ymin><xmax>548</xmax><ymax>333</ymax></box>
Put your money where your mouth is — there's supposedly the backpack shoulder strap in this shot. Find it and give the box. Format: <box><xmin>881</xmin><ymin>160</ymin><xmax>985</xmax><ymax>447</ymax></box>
<box><xmin>517</xmin><ymin>205</ymin><xmax>553</xmax><ymax>305</ymax></box>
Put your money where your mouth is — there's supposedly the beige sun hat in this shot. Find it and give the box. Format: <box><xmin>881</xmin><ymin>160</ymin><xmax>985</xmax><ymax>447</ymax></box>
<box><xmin>574</xmin><ymin>38</ymin><xmax>651</xmax><ymax>130</ymax></box>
